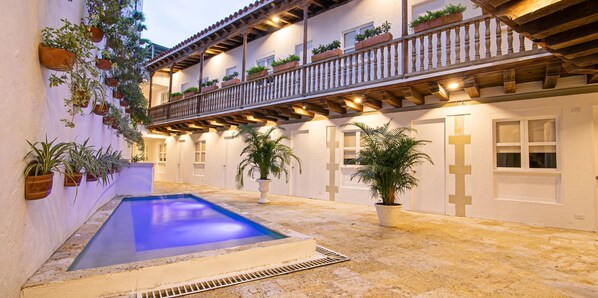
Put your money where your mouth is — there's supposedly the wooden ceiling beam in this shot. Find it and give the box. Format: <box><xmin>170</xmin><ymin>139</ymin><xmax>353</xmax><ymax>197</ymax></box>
<box><xmin>543</xmin><ymin>61</ymin><xmax>561</xmax><ymax>89</ymax></box>
<box><xmin>363</xmin><ymin>97</ymin><xmax>383</xmax><ymax>109</ymax></box>
<box><xmin>515</xmin><ymin>1</ymin><xmax>598</xmax><ymax>39</ymax></box>
<box><xmin>342</xmin><ymin>98</ymin><xmax>363</xmax><ymax>112</ymax></box>
<box><xmin>264</xmin><ymin>109</ymin><xmax>289</xmax><ymax>120</ymax></box>
<box><xmin>291</xmin><ymin>106</ymin><xmax>315</xmax><ymax>118</ymax></box>
<box><xmin>503</xmin><ymin>69</ymin><xmax>516</xmax><ymax>93</ymax></box>
<box><xmin>428</xmin><ymin>82</ymin><xmax>449</xmax><ymax>101</ymax></box>
<box><xmin>401</xmin><ymin>87</ymin><xmax>424</xmax><ymax>105</ymax></box>
<box><xmin>570</xmin><ymin>54</ymin><xmax>598</xmax><ymax>67</ymax></box>
<box><xmin>588</xmin><ymin>73</ymin><xmax>598</xmax><ymax>84</ymax></box>
<box><xmin>252</xmin><ymin>112</ymin><xmax>278</xmax><ymax>122</ymax></box>
<box><xmin>322</xmin><ymin>100</ymin><xmax>346</xmax><ymax>114</ymax></box>
<box><xmin>233</xmin><ymin>114</ymin><xmax>258</xmax><ymax>124</ymax></box>
<box><xmin>558</xmin><ymin>39</ymin><xmax>598</xmax><ymax>60</ymax></box>
<box><xmin>495</xmin><ymin>0</ymin><xmax>585</xmax><ymax>25</ymax></box>
<box><xmin>463</xmin><ymin>76</ymin><xmax>480</xmax><ymax>98</ymax></box>
<box><xmin>541</xmin><ymin>23</ymin><xmax>598</xmax><ymax>50</ymax></box>
<box><xmin>276</xmin><ymin>107</ymin><xmax>302</xmax><ymax>119</ymax></box>
<box><xmin>303</xmin><ymin>102</ymin><xmax>329</xmax><ymax>116</ymax></box>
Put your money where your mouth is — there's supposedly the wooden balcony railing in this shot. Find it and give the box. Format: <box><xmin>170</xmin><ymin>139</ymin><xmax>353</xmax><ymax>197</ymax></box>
<box><xmin>149</xmin><ymin>15</ymin><xmax>543</xmax><ymax>123</ymax></box>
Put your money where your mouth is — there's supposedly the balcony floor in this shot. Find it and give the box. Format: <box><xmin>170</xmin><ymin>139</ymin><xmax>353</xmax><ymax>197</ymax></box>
<box><xmin>153</xmin><ymin>182</ymin><xmax>598</xmax><ymax>298</ymax></box>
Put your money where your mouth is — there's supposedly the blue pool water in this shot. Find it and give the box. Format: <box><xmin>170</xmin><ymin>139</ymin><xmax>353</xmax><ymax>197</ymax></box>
<box><xmin>68</xmin><ymin>194</ymin><xmax>286</xmax><ymax>271</ymax></box>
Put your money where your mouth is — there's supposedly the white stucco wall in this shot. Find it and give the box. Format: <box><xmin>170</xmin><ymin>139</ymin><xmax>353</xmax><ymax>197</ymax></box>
<box><xmin>0</xmin><ymin>1</ymin><xmax>130</xmax><ymax>296</ymax></box>
<box><xmin>147</xmin><ymin>76</ymin><xmax>598</xmax><ymax>232</ymax></box>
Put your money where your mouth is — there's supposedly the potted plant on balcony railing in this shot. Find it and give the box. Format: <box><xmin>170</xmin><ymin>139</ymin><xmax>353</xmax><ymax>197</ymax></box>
<box><xmin>222</xmin><ymin>72</ymin><xmax>240</xmax><ymax>87</ymax></box>
<box><xmin>311</xmin><ymin>40</ymin><xmax>342</xmax><ymax>63</ymax></box>
<box><xmin>246</xmin><ymin>65</ymin><xmax>269</xmax><ymax>81</ymax></box>
<box><xmin>355</xmin><ymin>21</ymin><xmax>392</xmax><ymax>51</ymax></box>
<box><xmin>169</xmin><ymin>92</ymin><xmax>183</xmax><ymax>101</ymax></box>
<box><xmin>235</xmin><ymin>126</ymin><xmax>301</xmax><ymax>204</ymax></box>
<box><xmin>347</xmin><ymin>121</ymin><xmax>432</xmax><ymax>227</ymax></box>
<box><xmin>201</xmin><ymin>79</ymin><xmax>219</xmax><ymax>93</ymax></box>
<box><xmin>410</xmin><ymin>4</ymin><xmax>466</xmax><ymax>33</ymax></box>
<box><xmin>183</xmin><ymin>86</ymin><xmax>199</xmax><ymax>98</ymax></box>
<box><xmin>23</xmin><ymin>137</ymin><xmax>73</xmax><ymax>200</ymax></box>
<box><xmin>272</xmin><ymin>55</ymin><xmax>300</xmax><ymax>73</ymax></box>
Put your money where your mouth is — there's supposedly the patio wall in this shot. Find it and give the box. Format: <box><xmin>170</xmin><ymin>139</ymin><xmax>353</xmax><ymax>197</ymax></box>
<box><xmin>146</xmin><ymin>76</ymin><xmax>598</xmax><ymax>232</ymax></box>
<box><xmin>0</xmin><ymin>1</ymin><xmax>130</xmax><ymax>297</ymax></box>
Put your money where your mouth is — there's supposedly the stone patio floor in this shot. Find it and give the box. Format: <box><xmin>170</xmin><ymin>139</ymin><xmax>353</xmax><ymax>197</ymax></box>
<box><xmin>154</xmin><ymin>182</ymin><xmax>598</xmax><ymax>298</ymax></box>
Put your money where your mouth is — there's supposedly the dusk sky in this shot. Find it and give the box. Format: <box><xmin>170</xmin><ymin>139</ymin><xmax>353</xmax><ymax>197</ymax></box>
<box><xmin>142</xmin><ymin>0</ymin><xmax>257</xmax><ymax>48</ymax></box>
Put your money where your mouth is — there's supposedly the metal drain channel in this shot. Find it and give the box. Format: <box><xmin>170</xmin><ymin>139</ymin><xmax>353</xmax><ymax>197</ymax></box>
<box><xmin>137</xmin><ymin>246</ymin><xmax>349</xmax><ymax>298</ymax></box>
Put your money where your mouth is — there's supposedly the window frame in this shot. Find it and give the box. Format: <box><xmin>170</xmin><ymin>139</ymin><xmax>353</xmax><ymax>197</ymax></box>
<box><xmin>256</xmin><ymin>55</ymin><xmax>275</xmax><ymax>69</ymax></box>
<box><xmin>342</xmin><ymin>22</ymin><xmax>374</xmax><ymax>53</ymax></box>
<box><xmin>493</xmin><ymin>116</ymin><xmax>560</xmax><ymax>173</ymax></box>
<box><xmin>158</xmin><ymin>143</ymin><xmax>167</xmax><ymax>163</ymax></box>
<box><xmin>294</xmin><ymin>41</ymin><xmax>313</xmax><ymax>64</ymax></box>
<box><xmin>341</xmin><ymin>130</ymin><xmax>366</xmax><ymax>167</ymax></box>
<box><xmin>225</xmin><ymin>66</ymin><xmax>238</xmax><ymax>77</ymax></box>
<box><xmin>194</xmin><ymin>140</ymin><xmax>206</xmax><ymax>164</ymax></box>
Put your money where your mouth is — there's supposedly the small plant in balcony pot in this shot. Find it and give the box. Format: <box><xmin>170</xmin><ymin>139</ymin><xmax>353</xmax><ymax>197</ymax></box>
<box><xmin>183</xmin><ymin>86</ymin><xmax>199</xmax><ymax>98</ymax></box>
<box><xmin>169</xmin><ymin>92</ymin><xmax>183</xmax><ymax>101</ymax></box>
<box><xmin>347</xmin><ymin>121</ymin><xmax>432</xmax><ymax>227</ymax></box>
<box><xmin>271</xmin><ymin>55</ymin><xmax>300</xmax><ymax>73</ymax></box>
<box><xmin>355</xmin><ymin>21</ymin><xmax>392</xmax><ymax>51</ymax></box>
<box><xmin>201</xmin><ymin>79</ymin><xmax>219</xmax><ymax>93</ymax></box>
<box><xmin>311</xmin><ymin>40</ymin><xmax>342</xmax><ymax>63</ymax></box>
<box><xmin>234</xmin><ymin>126</ymin><xmax>301</xmax><ymax>204</ymax></box>
<box><xmin>222</xmin><ymin>72</ymin><xmax>240</xmax><ymax>87</ymax></box>
<box><xmin>64</xmin><ymin>139</ymin><xmax>93</xmax><ymax>187</ymax></box>
<box><xmin>410</xmin><ymin>4</ymin><xmax>466</xmax><ymax>33</ymax></box>
<box><xmin>23</xmin><ymin>137</ymin><xmax>73</xmax><ymax>200</ymax></box>
<box><xmin>246</xmin><ymin>65</ymin><xmax>269</xmax><ymax>81</ymax></box>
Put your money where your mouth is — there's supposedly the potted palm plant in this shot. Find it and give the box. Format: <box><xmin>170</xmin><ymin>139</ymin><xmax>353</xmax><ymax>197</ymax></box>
<box><xmin>311</xmin><ymin>40</ymin><xmax>342</xmax><ymax>63</ymax></box>
<box><xmin>272</xmin><ymin>55</ymin><xmax>300</xmax><ymax>73</ymax></box>
<box><xmin>355</xmin><ymin>21</ymin><xmax>392</xmax><ymax>51</ymax></box>
<box><xmin>348</xmin><ymin>122</ymin><xmax>432</xmax><ymax>227</ymax></box>
<box><xmin>23</xmin><ymin>137</ymin><xmax>72</xmax><ymax>200</ymax></box>
<box><xmin>235</xmin><ymin>126</ymin><xmax>301</xmax><ymax>204</ymax></box>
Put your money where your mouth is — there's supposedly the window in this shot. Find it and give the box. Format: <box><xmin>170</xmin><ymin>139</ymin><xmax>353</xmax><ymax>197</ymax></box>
<box><xmin>343</xmin><ymin>131</ymin><xmax>365</xmax><ymax>165</ymax></box>
<box><xmin>194</xmin><ymin>141</ymin><xmax>206</xmax><ymax>163</ymax></box>
<box><xmin>294</xmin><ymin>41</ymin><xmax>313</xmax><ymax>64</ymax></box>
<box><xmin>225</xmin><ymin>66</ymin><xmax>237</xmax><ymax>76</ymax></box>
<box><xmin>181</xmin><ymin>82</ymin><xmax>191</xmax><ymax>92</ymax></box>
<box><xmin>257</xmin><ymin>55</ymin><xmax>275</xmax><ymax>69</ymax></box>
<box><xmin>495</xmin><ymin>118</ymin><xmax>557</xmax><ymax>170</ymax></box>
<box><xmin>158</xmin><ymin>143</ymin><xmax>167</xmax><ymax>162</ymax></box>
<box><xmin>343</xmin><ymin>23</ymin><xmax>374</xmax><ymax>53</ymax></box>
<box><xmin>160</xmin><ymin>92</ymin><xmax>168</xmax><ymax>104</ymax></box>
<box><xmin>200</xmin><ymin>77</ymin><xmax>209</xmax><ymax>85</ymax></box>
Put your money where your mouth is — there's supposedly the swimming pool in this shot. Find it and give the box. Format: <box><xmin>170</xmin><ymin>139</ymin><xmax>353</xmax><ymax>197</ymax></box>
<box><xmin>69</xmin><ymin>194</ymin><xmax>286</xmax><ymax>271</ymax></box>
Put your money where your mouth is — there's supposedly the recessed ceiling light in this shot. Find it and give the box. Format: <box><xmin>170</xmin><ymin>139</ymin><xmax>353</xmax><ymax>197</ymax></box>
<box><xmin>354</xmin><ymin>96</ymin><xmax>363</xmax><ymax>104</ymax></box>
<box><xmin>447</xmin><ymin>82</ymin><xmax>460</xmax><ymax>90</ymax></box>
<box><xmin>272</xmin><ymin>16</ymin><xmax>280</xmax><ymax>23</ymax></box>
<box><xmin>302</xmin><ymin>105</ymin><xmax>307</xmax><ymax>109</ymax></box>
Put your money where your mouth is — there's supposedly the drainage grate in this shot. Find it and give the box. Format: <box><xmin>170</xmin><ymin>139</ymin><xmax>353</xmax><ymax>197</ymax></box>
<box><xmin>137</xmin><ymin>246</ymin><xmax>349</xmax><ymax>298</ymax></box>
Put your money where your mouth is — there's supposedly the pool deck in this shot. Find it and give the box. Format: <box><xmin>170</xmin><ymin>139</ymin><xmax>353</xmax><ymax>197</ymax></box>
<box><xmin>154</xmin><ymin>182</ymin><xmax>598</xmax><ymax>298</ymax></box>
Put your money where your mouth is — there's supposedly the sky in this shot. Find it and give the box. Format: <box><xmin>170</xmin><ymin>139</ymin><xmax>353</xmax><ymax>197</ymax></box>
<box><xmin>142</xmin><ymin>0</ymin><xmax>256</xmax><ymax>48</ymax></box>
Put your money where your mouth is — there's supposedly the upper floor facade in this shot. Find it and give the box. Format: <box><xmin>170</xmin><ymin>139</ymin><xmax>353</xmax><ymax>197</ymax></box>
<box><xmin>144</xmin><ymin>0</ymin><xmax>566</xmax><ymax>133</ymax></box>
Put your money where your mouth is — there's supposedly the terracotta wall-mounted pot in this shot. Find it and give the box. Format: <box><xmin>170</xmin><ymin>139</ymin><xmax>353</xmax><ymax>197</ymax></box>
<box><xmin>38</xmin><ymin>44</ymin><xmax>75</xmax><ymax>71</ymax></box>
<box><xmin>25</xmin><ymin>173</ymin><xmax>54</xmax><ymax>200</ymax></box>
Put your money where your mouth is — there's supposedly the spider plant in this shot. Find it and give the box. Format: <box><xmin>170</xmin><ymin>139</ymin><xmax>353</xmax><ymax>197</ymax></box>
<box><xmin>24</xmin><ymin>137</ymin><xmax>72</xmax><ymax>177</ymax></box>
<box><xmin>234</xmin><ymin>125</ymin><xmax>301</xmax><ymax>189</ymax></box>
<box><xmin>347</xmin><ymin>121</ymin><xmax>433</xmax><ymax>205</ymax></box>
<box><xmin>87</xmin><ymin>147</ymin><xmax>110</xmax><ymax>185</ymax></box>
<box><xmin>64</xmin><ymin>139</ymin><xmax>94</xmax><ymax>187</ymax></box>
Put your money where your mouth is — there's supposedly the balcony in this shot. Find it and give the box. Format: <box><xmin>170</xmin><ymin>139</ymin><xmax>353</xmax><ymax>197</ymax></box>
<box><xmin>148</xmin><ymin>15</ymin><xmax>553</xmax><ymax>131</ymax></box>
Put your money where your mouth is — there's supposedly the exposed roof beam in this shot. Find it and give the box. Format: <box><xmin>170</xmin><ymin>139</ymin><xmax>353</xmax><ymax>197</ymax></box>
<box><xmin>543</xmin><ymin>61</ymin><xmax>561</xmax><ymax>89</ymax></box>
<box><xmin>322</xmin><ymin>100</ymin><xmax>346</xmax><ymax>114</ymax></box>
<box><xmin>588</xmin><ymin>73</ymin><xmax>598</xmax><ymax>84</ymax></box>
<box><xmin>463</xmin><ymin>76</ymin><xmax>480</xmax><ymax>98</ymax></box>
<box><xmin>503</xmin><ymin>69</ymin><xmax>517</xmax><ymax>93</ymax></box>
<box><xmin>515</xmin><ymin>1</ymin><xmax>598</xmax><ymax>39</ymax></box>
<box><xmin>252</xmin><ymin>112</ymin><xmax>278</xmax><ymax>122</ymax></box>
<box><xmin>401</xmin><ymin>87</ymin><xmax>424</xmax><ymax>105</ymax></box>
<box><xmin>380</xmin><ymin>91</ymin><xmax>402</xmax><ymax>108</ymax></box>
<box><xmin>495</xmin><ymin>0</ymin><xmax>585</xmax><ymax>26</ymax></box>
<box><xmin>303</xmin><ymin>102</ymin><xmax>329</xmax><ymax>116</ymax></box>
<box><xmin>291</xmin><ymin>105</ymin><xmax>315</xmax><ymax>118</ymax></box>
<box><xmin>363</xmin><ymin>97</ymin><xmax>383</xmax><ymax>109</ymax></box>
<box><xmin>343</xmin><ymin>98</ymin><xmax>363</xmax><ymax>112</ymax></box>
<box><xmin>428</xmin><ymin>82</ymin><xmax>449</xmax><ymax>101</ymax></box>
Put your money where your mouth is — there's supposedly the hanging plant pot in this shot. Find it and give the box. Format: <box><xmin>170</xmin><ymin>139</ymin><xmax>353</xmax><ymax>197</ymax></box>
<box><xmin>88</xmin><ymin>26</ymin><xmax>104</xmax><ymax>43</ymax></box>
<box><xmin>96</xmin><ymin>58</ymin><xmax>112</xmax><ymax>70</ymax></box>
<box><xmin>125</xmin><ymin>107</ymin><xmax>131</xmax><ymax>113</ymax></box>
<box><xmin>103</xmin><ymin>115</ymin><xmax>113</xmax><ymax>125</ymax></box>
<box><xmin>105</xmin><ymin>78</ymin><xmax>118</xmax><ymax>87</ymax></box>
<box><xmin>73</xmin><ymin>90</ymin><xmax>91</xmax><ymax>108</ymax></box>
<box><xmin>120</xmin><ymin>99</ymin><xmax>129</xmax><ymax>107</ymax></box>
<box><xmin>86</xmin><ymin>173</ymin><xmax>98</xmax><ymax>182</ymax></box>
<box><xmin>111</xmin><ymin>122</ymin><xmax>118</xmax><ymax>129</ymax></box>
<box><xmin>24</xmin><ymin>172</ymin><xmax>54</xmax><ymax>200</ymax></box>
<box><xmin>64</xmin><ymin>173</ymin><xmax>83</xmax><ymax>187</ymax></box>
<box><xmin>93</xmin><ymin>104</ymin><xmax>109</xmax><ymax>116</ymax></box>
<box><xmin>38</xmin><ymin>44</ymin><xmax>75</xmax><ymax>71</ymax></box>
<box><xmin>107</xmin><ymin>38</ymin><xmax>119</xmax><ymax>49</ymax></box>
<box><xmin>113</xmin><ymin>90</ymin><xmax>124</xmax><ymax>99</ymax></box>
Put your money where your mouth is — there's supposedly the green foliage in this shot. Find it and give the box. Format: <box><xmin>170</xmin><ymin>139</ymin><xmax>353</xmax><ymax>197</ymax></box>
<box><xmin>66</xmin><ymin>139</ymin><xmax>94</xmax><ymax>173</ymax></box>
<box><xmin>201</xmin><ymin>79</ymin><xmax>219</xmax><ymax>87</ymax></box>
<box><xmin>110</xmin><ymin>105</ymin><xmax>144</xmax><ymax>145</ymax></box>
<box><xmin>130</xmin><ymin>153</ymin><xmax>146</xmax><ymax>163</ymax></box>
<box><xmin>170</xmin><ymin>92</ymin><xmax>183</xmax><ymax>97</ymax></box>
<box><xmin>355</xmin><ymin>21</ymin><xmax>391</xmax><ymax>42</ymax></box>
<box><xmin>223</xmin><ymin>72</ymin><xmax>239</xmax><ymax>81</ymax></box>
<box><xmin>409</xmin><ymin>4</ymin><xmax>466</xmax><ymax>28</ymax></box>
<box><xmin>271</xmin><ymin>54</ymin><xmax>300</xmax><ymax>67</ymax></box>
<box><xmin>347</xmin><ymin>121</ymin><xmax>433</xmax><ymax>205</ymax></box>
<box><xmin>312</xmin><ymin>40</ymin><xmax>341</xmax><ymax>55</ymax></box>
<box><xmin>234</xmin><ymin>126</ymin><xmax>301</xmax><ymax>189</ymax></box>
<box><xmin>246</xmin><ymin>65</ymin><xmax>268</xmax><ymax>75</ymax></box>
<box><xmin>183</xmin><ymin>86</ymin><xmax>199</xmax><ymax>93</ymax></box>
<box><xmin>24</xmin><ymin>137</ymin><xmax>73</xmax><ymax>177</ymax></box>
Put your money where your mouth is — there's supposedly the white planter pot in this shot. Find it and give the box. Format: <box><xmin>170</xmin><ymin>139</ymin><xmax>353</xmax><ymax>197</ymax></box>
<box><xmin>256</xmin><ymin>179</ymin><xmax>271</xmax><ymax>204</ymax></box>
<box><xmin>374</xmin><ymin>203</ymin><xmax>402</xmax><ymax>227</ymax></box>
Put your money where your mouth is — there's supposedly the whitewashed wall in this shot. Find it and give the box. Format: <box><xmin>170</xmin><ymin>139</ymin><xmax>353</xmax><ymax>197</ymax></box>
<box><xmin>0</xmin><ymin>1</ymin><xmax>131</xmax><ymax>297</ymax></box>
<box><xmin>154</xmin><ymin>0</ymin><xmax>482</xmax><ymax>96</ymax></box>
<box><xmin>147</xmin><ymin>76</ymin><xmax>598</xmax><ymax>232</ymax></box>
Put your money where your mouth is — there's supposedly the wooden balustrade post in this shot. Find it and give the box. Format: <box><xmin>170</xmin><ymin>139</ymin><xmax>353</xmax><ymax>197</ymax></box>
<box><xmin>197</xmin><ymin>50</ymin><xmax>205</xmax><ymax>94</ymax></box>
<box><xmin>148</xmin><ymin>71</ymin><xmax>154</xmax><ymax>109</ymax></box>
<box><xmin>167</xmin><ymin>63</ymin><xmax>174</xmax><ymax>101</ymax></box>
<box><xmin>301</xmin><ymin>2</ymin><xmax>309</xmax><ymax>94</ymax></box>
<box><xmin>401</xmin><ymin>0</ymin><xmax>408</xmax><ymax>75</ymax></box>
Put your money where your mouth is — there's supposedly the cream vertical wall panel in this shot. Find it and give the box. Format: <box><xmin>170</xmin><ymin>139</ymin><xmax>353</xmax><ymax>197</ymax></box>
<box><xmin>0</xmin><ymin>0</ymin><xmax>129</xmax><ymax>296</ymax></box>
